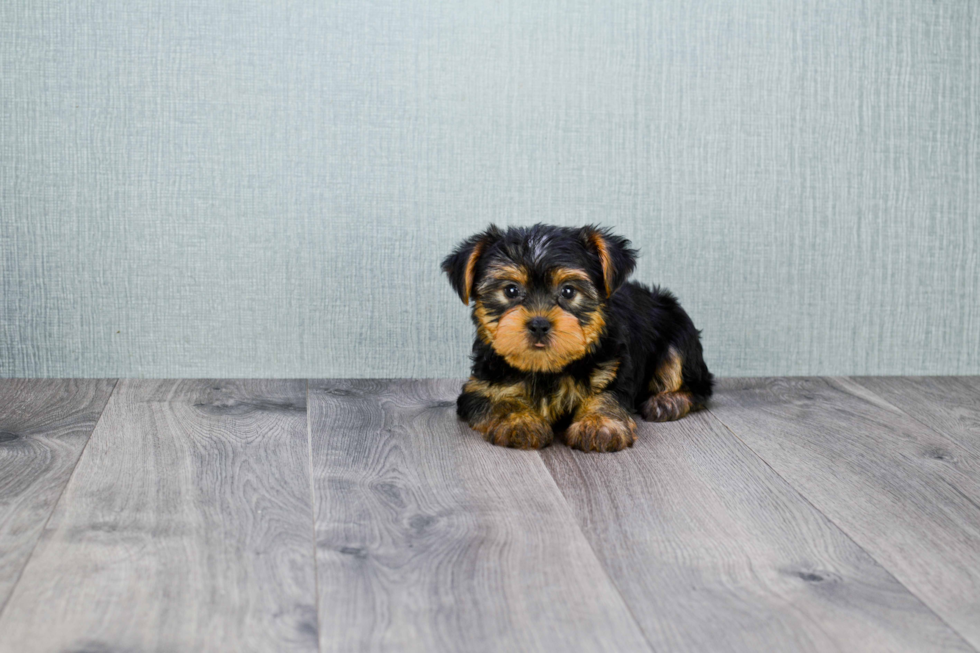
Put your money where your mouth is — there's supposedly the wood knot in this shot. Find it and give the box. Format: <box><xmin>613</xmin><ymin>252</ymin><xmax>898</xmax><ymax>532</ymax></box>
<box><xmin>338</xmin><ymin>546</ymin><xmax>367</xmax><ymax>558</ymax></box>
<box><xmin>427</xmin><ymin>400</ymin><xmax>455</xmax><ymax>409</ymax></box>
<box><xmin>782</xmin><ymin>567</ymin><xmax>837</xmax><ymax>584</ymax></box>
<box><xmin>320</xmin><ymin>387</ymin><xmax>353</xmax><ymax>397</ymax></box>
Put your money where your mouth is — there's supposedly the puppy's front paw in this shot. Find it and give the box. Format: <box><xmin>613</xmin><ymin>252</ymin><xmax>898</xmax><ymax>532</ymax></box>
<box><xmin>478</xmin><ymin>411</ymin><xmax>553</xmax><ymax>449</ymax></box>
<box><xmin>565</xmin><ymin>413</ymin><xmax>637</xmax><ymax>452</ymax></box>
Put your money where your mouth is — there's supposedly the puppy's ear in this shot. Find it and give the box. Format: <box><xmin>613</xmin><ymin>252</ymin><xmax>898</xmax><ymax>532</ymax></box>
<box><xmin>442</xmin><ymin>225</ymin><xmax>502</xmax><ymax>305</ymax></box>
<box><xmin>580</xmin><ymin>225</ymin><xmax>638</xmax><ymax>297</ymax></box>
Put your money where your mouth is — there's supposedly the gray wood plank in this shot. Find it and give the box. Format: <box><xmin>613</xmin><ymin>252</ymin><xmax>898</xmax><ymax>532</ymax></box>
<box><xmin>541</xmin><ymin>410</ymin><xmax>972</xmax><ymax>652</ymax></box>
<box><xmin>850</xmin><ymin>376</ymin><xmax>980</xmax><ymax>456</ymax></box>
<box><xmin>0</xmin><ymin>378</ymin><xmax>115</xmax><ymax>614</ymax></box>
<box><xmin>309</xmin><ymin>378</ymin><xmax>651</xmax><ymax>653</ymax></box>
<box><xmin>0</xmin><ymin>380</ymin><xmax>318</xmax><ymax>653</ymax></box>
<box><xmin>709</xmin><ymin>377</ymin><xmax>980</xmax><ymax>650</ymax></box>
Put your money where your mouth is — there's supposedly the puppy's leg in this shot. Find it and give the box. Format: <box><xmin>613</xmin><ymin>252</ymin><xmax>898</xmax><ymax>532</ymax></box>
<box><xmin>565</xmin><ymin>392</ymin><xmax>637</xmax><ymax>453</ymax></box>
<box><xmin>640</xmin><ymin>346</ymin><xmax>705</xmax><ymax>422</ymax></box>
<box><xmin>457</xmin><ymin>378</ymin><xmax>553</xmax><ymax>449</ymax></box>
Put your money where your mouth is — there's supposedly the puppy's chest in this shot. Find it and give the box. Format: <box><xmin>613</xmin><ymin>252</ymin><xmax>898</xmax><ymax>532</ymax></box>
<box><xmin>526</xmin><ymin>359</ymin><xmax>620</xmax><ymax>421</ymax></box>
<box><xmin>525</xmin><ymin>376</ymin><xmax>586</xmax><ymax>421</ymax></box>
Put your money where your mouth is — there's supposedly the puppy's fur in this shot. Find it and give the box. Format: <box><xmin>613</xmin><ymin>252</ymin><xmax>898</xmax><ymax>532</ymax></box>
<box><xmin>443</xmin><ymin>224</ymin><xmax>713</xmax><ymax>452</ymax></box>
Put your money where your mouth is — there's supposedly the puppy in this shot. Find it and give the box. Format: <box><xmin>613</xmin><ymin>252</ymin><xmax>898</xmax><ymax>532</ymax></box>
<box><xmin>442</xmin><ymin>224</ymin><xmax>713</xmax><ymax>452</ymax></box>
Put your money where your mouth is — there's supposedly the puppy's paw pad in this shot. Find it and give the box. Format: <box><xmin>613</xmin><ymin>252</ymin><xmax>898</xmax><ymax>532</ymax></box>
<box><xmin>565</xmin><ymin>414</ymin><xmax>636</xmax><ymax>453</ymax></box>
<box><xmin>641</xmin><ymin>392</ymin><xmax>692</xmax><ymax>422</ymax></box>
<box><xmin>483</xmin><ymin>414</ymin><xmax>553</xmax><ymax>450</ymax></box>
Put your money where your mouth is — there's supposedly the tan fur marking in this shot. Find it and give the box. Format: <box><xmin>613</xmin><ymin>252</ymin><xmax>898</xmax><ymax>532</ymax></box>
<box><xmin>589</xmin><ymin>360</ymin><xmax>620</xmax><ymax>392</ymax></box>
<box><xmin>580</xmin><ymin>307</ymin><xmax>606</xmax><ymax>351</ymax></box>
<box><xmin>650</xmin><ymin>346</ymin><xmax>684</xmax><ymax>394</ymax></box>
<box><xmin>480</xmin><ymin>263</ymin><xmax>529</xmax><ymax>288</ymax></box>
<box><xmin>550</xmin><ymin>268</ymin><xmax>593</xmax><ymax>287</ymax></box>
<box><xmin>461</xmin><ymin>239</ymin><xmax>488</xmax><ymax>305</ymax></box>
<box><xmin>587</xmin><ymin>232</ymin><xmax>615</xmax><ymax>296</ymax></box>
<box><xmin>472</xmin><ymin>300</ymin><xmax>496</xmax><ymax>345</ymax></box>
<box><xmin>463</xmin><ymin>377</ymin><xmax>525</xmax><ymax>404</ymax></box>
<box><xmin>538</xmin><ymin>376</ymin><xmax>587</xmax><ymax>422</ymax></box>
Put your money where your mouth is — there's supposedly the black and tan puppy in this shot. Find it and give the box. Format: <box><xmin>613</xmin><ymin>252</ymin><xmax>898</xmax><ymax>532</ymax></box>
<box><xmin>442</xmin><ymin>224</ymin><xmax>713</xmax><ymax>452</ymax></box>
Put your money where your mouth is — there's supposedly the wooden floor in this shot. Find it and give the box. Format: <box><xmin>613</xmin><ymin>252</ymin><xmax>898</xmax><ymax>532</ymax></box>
<box><xmin>1</xmin><ymin>378</ymin><xmax>979</xmax><ymax>652</ymax></box>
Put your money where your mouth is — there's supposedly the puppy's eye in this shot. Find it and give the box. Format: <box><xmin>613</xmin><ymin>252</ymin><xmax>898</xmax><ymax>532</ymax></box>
<box><xmin>504</xmin><ymin>284</ymin><xmax>521</xmax><ymax>299</ymax></box>
<box><xmin>560</xmin><ymin>285</ymin><xmax>576</xmax><ymax>300</ymax></box>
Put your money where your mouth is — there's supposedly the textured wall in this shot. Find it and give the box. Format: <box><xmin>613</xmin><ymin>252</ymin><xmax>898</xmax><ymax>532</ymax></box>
<box><xmin>1</xmin><ymin>0</ymin><xmax>978</xmax><ymax>378</ymax></box>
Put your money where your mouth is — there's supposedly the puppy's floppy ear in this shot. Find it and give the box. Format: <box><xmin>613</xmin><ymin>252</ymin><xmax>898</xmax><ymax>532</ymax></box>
<box><xmin>442</xmin><ymin>225</ymin><xmax>502</xmax><ymax>305</ymax></box>
<box><xmin>579</xmin><ymin>225</ymin><xmax>638</xmax><ymax>297</ymax></box>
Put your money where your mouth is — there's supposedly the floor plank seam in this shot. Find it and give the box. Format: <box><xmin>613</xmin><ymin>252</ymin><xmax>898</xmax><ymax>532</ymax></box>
<box><xmin>704</xmin><ymin>403</ymin><xmax>980</xmax><ymax>653</ymax></box>
<box><xmin>305</xmin><ymin>379</ymin><xmax>323</xmax><ymax>653</ymax></box>
<box><xmin>534</xmin><ymin>449</ymin><xmax>658</xmax><ymax>653</ymax></box>
<box><xmin>0</xmin><ymin>378</ymin><xmax>120</xmax><ymax>621</ymax></box>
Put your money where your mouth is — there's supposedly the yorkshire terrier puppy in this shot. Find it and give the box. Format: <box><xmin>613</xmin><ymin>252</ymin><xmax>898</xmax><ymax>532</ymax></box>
<box><xmin>442</xmin><ymin>224</ymin><xmax>713</xmax><ymax>452</ymax></box>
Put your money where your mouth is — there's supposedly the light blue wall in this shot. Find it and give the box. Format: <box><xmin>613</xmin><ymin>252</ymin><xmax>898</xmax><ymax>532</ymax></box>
<box><xmin>2</xmin><ymin>1</ymin><xmax>978</xmax><ymax>378</ymax></box>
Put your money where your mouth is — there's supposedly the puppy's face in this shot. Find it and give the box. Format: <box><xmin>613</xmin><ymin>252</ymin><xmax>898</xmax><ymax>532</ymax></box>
<box><xmin>443</xmin><ymin>224</ymin><xmax>636</xmax><ymax>373</ymax></box>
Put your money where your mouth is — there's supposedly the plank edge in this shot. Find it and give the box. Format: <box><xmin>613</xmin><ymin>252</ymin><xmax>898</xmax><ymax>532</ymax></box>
<box><xmin>0</xmin><ymin>379</ymin><xmax>119</xmax><ymax>619</ymax></box>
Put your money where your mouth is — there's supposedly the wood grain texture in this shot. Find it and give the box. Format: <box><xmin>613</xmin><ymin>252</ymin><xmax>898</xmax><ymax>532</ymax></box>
<box><xmin>0</xmin><ymin>379</ymin><xmax>115</xmax><ymax>614</ymax></box>
<box><xmin>0</xmin><ymin>380</ymin><xmax>318</xmax><ymax>653</ymax></box>
<box><xmin>709</xmin><ymin>377</ymin><xmax>980</xmax><ymax>649</ymax></box>
<box><xmin>541</xmin><ymin>410</ymin><xmax>972</xmax><ymax>652</ymax></box>
<box><xmin>308</xmin><ymin>378</ymin><xmax>651</xmax><ymax>653</ymax></box>
<box><xmin>850</xmin><ymin>376</ymin><xmax>980</xmax><ymax>456</ymax></box>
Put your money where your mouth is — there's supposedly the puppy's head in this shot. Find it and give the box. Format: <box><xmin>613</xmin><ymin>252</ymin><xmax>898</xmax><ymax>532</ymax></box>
<box><xmin>442</xmin><ymin>224</ymin><xmax>637</xmax><ymax>373</ymax></box>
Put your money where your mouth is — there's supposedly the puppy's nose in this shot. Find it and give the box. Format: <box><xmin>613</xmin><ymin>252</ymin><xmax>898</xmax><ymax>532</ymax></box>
<box><xmin>527</xmin><ymin>316</ymin><xmax>552</xmax><ymax>338</ymax></box>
